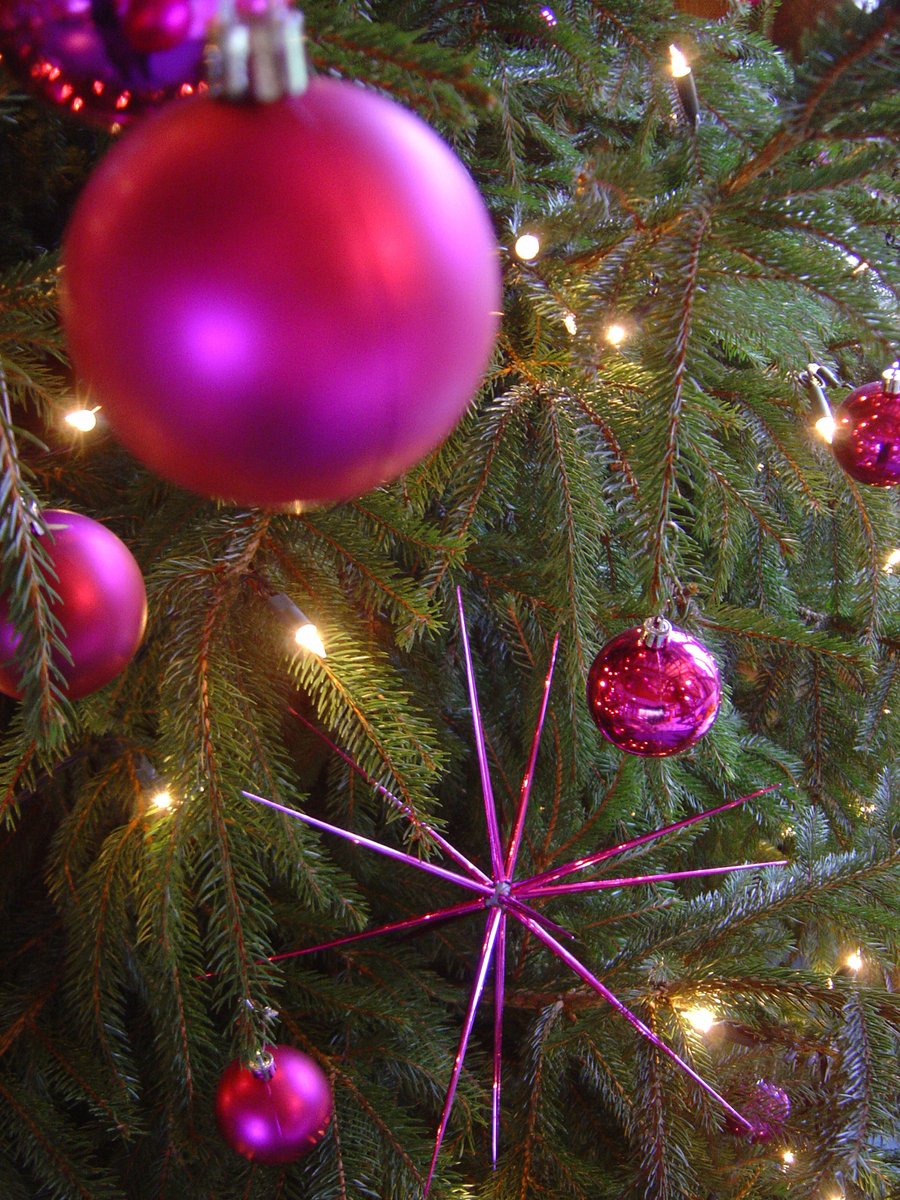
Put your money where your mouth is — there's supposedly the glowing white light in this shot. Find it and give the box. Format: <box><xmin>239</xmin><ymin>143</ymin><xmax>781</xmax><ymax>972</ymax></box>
<box><xmin>781</xmin><ymin>1149</ymin><xmax>796</xmax><ymax>1166</ymax></box>
<box><xmin>563</xmin><ymin>311</ymin><xmax>578</xmax><ymax>336</ymax></box>
<box><xmin>150</xmin><ymin>789</ymin><xmax>175</xmax><ymax>811</ymax></box>
<box><xmin>64</xmin><ymin>407</ymin><xmax>99</xmax><ymax>432</ymax></box>
<box><xmin>883</xmin><ymin>548</ymin><xmax>900</xmax><ymax>571</ymax></box>
<box><xmin>669</xmin><ymin>44</ymin><xmax>691</xmax><ymax>78</ymax></box>
<box><xmin>514</xmin><ymin>233</ymin><xmax>541</xmax><ymax>261</ymax></box>
<box><xmin>815</xmin><ymin>415</ymin><xmax>837</xmax><ymax>444</ymax></box>
<box><xmin>540</xmin><ymin>6</ymin><xmax>557</xmax><ymax>25</ymax></box>
<box><xmin>295</xmin><ymin>622</ymin><xmax>327</xmax><ymax>658</ymax></box>
<box><xmin>683</xmin><ymin>1006</ymin><xmax>716</xmax><ymax>1033</ymax></box>
<box><xmin>845</xmin><ymin>950</ymin><xmax>863</xmax><ymax>972</ymax></box>
<box><xmin>606</xmin><ymin>323</ymin><xmax>627</xmax><ymax>346</ymax></box>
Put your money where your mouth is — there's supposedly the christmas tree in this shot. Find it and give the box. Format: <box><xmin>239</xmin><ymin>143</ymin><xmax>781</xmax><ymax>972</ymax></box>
<box><xmin>0</xmin><ymin>1</ymin><xmax>897</xmax><ymax>1198</ymax></box>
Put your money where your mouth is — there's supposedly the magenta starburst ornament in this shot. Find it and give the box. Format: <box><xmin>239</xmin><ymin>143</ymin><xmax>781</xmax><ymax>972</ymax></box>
<box><xmin>243</xmin><ymin>589</ymin><xmax>785</xmax><ymax>1193</ymax></box>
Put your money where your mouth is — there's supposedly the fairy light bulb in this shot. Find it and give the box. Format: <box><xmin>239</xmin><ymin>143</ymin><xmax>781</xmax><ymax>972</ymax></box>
<box><xmin>781</xmin><ymin>1149</ymin><xmax>796</xmax><ymax>1166</ymax></box>
<box><xmin>845</xmin><ymin>949</ymin><xmax>863</xmax><ymax>972</ymax></box>
<box><xmin>64</xmin><ymin>406</ymin><xmax>100</xmax><ymax>432</ymax></box>
<box><xmin>683</xmin><ymin>1006</ymin><xmax>716</xmax><ymax>1033</ymax></box>
<box><xmin>815</xmin><ymin>414</ymin><xmax>837</xmax><ymax>444</ymax></box>
<box><xmin>884</xmin><ymin>549</ymin><xmax>900</xmax><ymax>571</ymax></box>
<box><xmin>669</xmin><ymin>44</ymin><xmax>691</xmax><ymax>78</ymax></box>
<box><xmin>150</xmin><ymin>788</ymin><xmax>175</xmax><ymax>811</ymax></box>
<box><xmin>514</xmin><ymin>233</ymin><xmax>541</xmax><ymax>261</ymax></box>
<box><xmin>563</xmin><ymin>311</ymin><xmax>578</xmax><ymax>336</ymax></box>
<box><xmin>605</xmin><ymin>323</ymin><xmax>627</xmax><ymax>346</ymax></box>
<box><xmin>294</xmin><ymin>621</ymin><xmax>327</xmax><ymax>659</ymax></box>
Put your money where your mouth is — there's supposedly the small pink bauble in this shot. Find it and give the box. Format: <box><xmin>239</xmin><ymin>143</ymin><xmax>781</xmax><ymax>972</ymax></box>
<box><xmin>586</xmin><ymin>618</ymin><xmax>721</xmax><ymax>757</ymax></box>
<box><xmin>61</xmin><ymin>80</ymin><xmax>501</xmax><ymax>506</ymax></box>
<box><xmin>215</xmin><ymin>1044</ymin><xmax>333</xmax><ymax>1165</ymax></box>
<box><xmin>725</xmin><ymin>1080</ymin><xmax>790</xmax><ymax>1143</ymax></box>
<box><xmin>831</xmin><ymin>369</ymin><xmax>900</xmax><ymax>487</ymax></box>
<box><xmin>0</xmin><ymin>510</ymin><xmax>147</xmax><ymax>701</ymax></box>
<box><xmin>0</xmin><ymin>0</ymin><xmax>218</xmax><ymax>128</ymax></box>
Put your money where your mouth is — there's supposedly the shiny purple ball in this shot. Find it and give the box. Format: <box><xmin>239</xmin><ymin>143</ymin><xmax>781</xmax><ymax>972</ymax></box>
<box><xmin>725</xmin><ymin>1080</ymin><xmax>790</xmax><ymax>1143</ymax></box>
<box><xmin>831</xmin><ymin>378</ymin><xmax>900</xmax><ymax>487</ymax></box>
<box><xmin>61</xmin><ymin>80</ymin><xmax>501</xmax><ymax>506</ymax></box>
<box><xmin>0</xmin><ymin>510</ymin><xmax>147</xmax><ymax>701</ymax></box>
<box><xmin>586</xmin><ymin>623</ymin><xmax>721</xmax><ymax>757</ymax></box>
<box><xmin>215</xmin><ymin>1044</ymin><xmax>333</xmax><ymax>1165</ymax></box>
<box><xmin>0</xmin><ymin>0</ymin><xmax>218</xmax><ymax>127</ymax></box>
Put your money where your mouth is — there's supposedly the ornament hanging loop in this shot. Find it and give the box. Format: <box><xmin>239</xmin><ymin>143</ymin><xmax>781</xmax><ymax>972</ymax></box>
<box><xmin>247</xmin><ymin>1047</ymin><xmax>277</xmax><ymax>1080</ymax></box>
<box><xmin>207</xmin><ymin>1</ymin><xmax>308</xmax><ymax>103</ymax></box>
<box><xmin>641</xmin><ymin>615</ymin><xmax>672</xmax><ymax>649</ymax></box>
<box><xmin>882</xmin><ymin>365</ymin><xmax>900</xmax><ymax>397</ymax></box>
<box><xmin>800</xmin><ymin>362</ymin><xmax>836</xmax><ymax>424</ymax></box>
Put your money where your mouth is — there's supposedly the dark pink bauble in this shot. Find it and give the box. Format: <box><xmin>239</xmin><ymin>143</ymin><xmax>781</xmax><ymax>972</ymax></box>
<box><xmin>831</xmin><ymin>377</ymin><xmax>900</xmax><ymax>487</ymax></box>
<box><xmin>61</xmin><ymin>81</ymin><xmax>501</xmax><ymax>507</ymax></box>
<box><xmin>215</xmin><ymin>1044</ymin><xmax>333</xmax><ymax>1165</ymax></box>
<box><xmin>122</xmin><ymin>0</ymin><xmax>193</xmax><ymax>55</ymax></box>
<box><xmin>725</xmin><ymin>1080</ymin><xmax>790</xmax><ymax>1143</ymax></box>
<box><xmin>0</xmin><ymin>0</ymin><xmax>217</xmax><ymax>127</ymax></box>
<box><xmin>586</xmin><ymin>623</ymin><xmax>721</xmax><ymax>757</ymax></box>
<box><xmin>0</xmin><ymin>510</ymin><xmax>147</xmax><ymax>701</ymax></box>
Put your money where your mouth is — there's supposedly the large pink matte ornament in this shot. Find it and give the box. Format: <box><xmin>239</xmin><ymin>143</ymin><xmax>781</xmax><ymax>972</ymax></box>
<box><xmin>0</xmin><ymin>510</ymin><xmax>147</xmax><ymax>701</ymax></box>
<box><xmin>0</xmin><ymin>0</ymin><xmax>218</xmax><ymax>128</ymax></box>
<box><xmin>215</xmin><ymin>1044</ymin><xmax>332</xmax><ymax>1165</ymax></box>
<box><xmin>586</xmin><ymin>617</ymin><xmax>721</xmax><ymax>757</ymax></box>
<box><xmin>831</xmin><ymin>368</ymin><xmax>900</xmax><ymax>487</ymax></box>
<box><xmin>61</xmin><ymin>80</ymin><xmax>501</xmax><ymax>506</ymax></box>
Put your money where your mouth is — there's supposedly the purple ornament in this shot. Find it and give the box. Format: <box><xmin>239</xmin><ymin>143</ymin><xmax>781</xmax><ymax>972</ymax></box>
<box><xmin>725</xmin><ymin>1080</ymin><xmax>790</xmax><ymax>1142</ymax></box>
<box><xmin>0</xmin><ymin>510</ymin><xmax>147</xmax><ymax>701</ymax></box>
<box><xmin>61</xmin><ymin>79</ymin><xmax>501</xmax><ymax>507</ymax></box>
<box><xmin>831</xmin><ymin>369</ymin><xmax>900</xmax><ymax>487</ymax></box>
<box><xmin>0</xmin><ymin>0</ymin><xmax>219</xmax><ymax>127</ymax></box>
<box><xmin>586</xmin><ymin>617</ymin><xmax>721</xmax><ymax>757</ymax></box>
<box><xmin>215</xmin><ymin>1044</ymin><xmax>332</xmax><ymax>1165</ymax></box>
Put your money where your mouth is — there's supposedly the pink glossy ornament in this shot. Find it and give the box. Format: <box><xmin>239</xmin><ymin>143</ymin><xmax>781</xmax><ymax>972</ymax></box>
<box><xmin>0</xmin><ymin>0</ymin><xmax>217</xmax><ymax>128</ymax></box>
<box><xmin>215</xmin><ymin>1044</ymin><xmax>332</xmax><ymax>1165</ymax></box>
<box><xmin>122</xmin><ymin>0</ymin><xmax>193</xmax><ymax>55</ymax></box>
<box><xmin>61</xmin><ymin>80</ymin><xmax>501</xmax><ymax>507</ymax></box>
<box><xmin>586</xmin><ymin>618</ymin><xmax>721</xmax><ymax>757</ymax></box>
<box><xmin>831</xmin><ymin>368</ymin><xmax>900</xmax><ymax>487</ymax></box>
<box><xmin>0</xmin><ymin>510</ymin><xmax>147</xmax><ymax>701</ymax></box>
<box><xmin>725</xmin><ymin>1080</ymin><xmax>790</xmax><ymax>1143</ymax></box>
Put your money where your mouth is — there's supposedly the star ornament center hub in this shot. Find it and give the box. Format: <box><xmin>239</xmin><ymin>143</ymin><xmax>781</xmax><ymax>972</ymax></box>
<box><xmin>243</xmin><ymin>589</ymin><xmax>786</xmax><ymax>1193</ymax></box>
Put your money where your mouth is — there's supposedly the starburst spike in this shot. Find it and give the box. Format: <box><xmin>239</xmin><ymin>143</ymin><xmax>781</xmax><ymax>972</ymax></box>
<box><xmin>289</xmin><ymin>706</ymin><xmax>491</xmax><ymax>886</ymax></box>
<box><xmin>491</xmin><ymin>912</ymin><xmax>507</xmax><ymax>1168</ymax></box>
<box><xmin>425</xmin><ymin>907</ymin><xmax>504</xmax><ymax>1195</ymax></box>
<box><xmin>262</xmin><ymin>898</ymin><xmax>486</xmax><ymax>965</ymax></box>
<box><xmin>516</xmin><ymin>859</ymin><xmax>787</xmax><ymax>899</ymax></box>
<box><xmin>242</xmin><ymin>790</ymin><xmax>492</xmax><ymax>896</ymax></box>
<box><xmin>505</xmin><ymin>895</ymin><xmax>575</xmax><ymax>942</ymax></box>
<box><xmin>456</xmin><ymin>588</ymin><xmax>504</xmax><ymax>877</ymax></box>
<box><xmin>510</xmin><ymin>906</ymin><xmax>755</xmax><ymax>1134</ymax></box>
<box><xmin>504</xmin><ymin>633</ymin><xmax>559</xmax><ymax>880</ymax></box>
<box><xmin>523</xmin><ymin>785</ymin><xmax>782</xmax><ymax>890</ymax></box>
